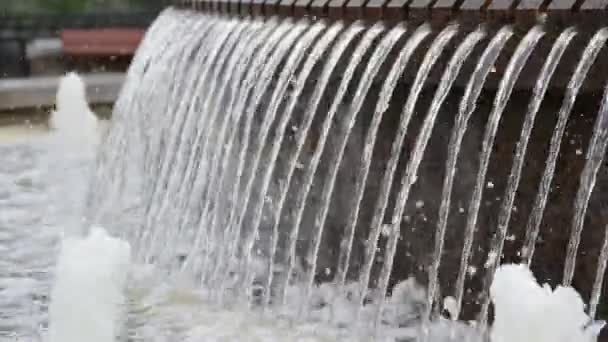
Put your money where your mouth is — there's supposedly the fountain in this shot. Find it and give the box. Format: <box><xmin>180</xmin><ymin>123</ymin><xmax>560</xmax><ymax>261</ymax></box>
<box><xmin>47</xmin><ymin>227</ymin><xmax>131</xmax><ymax>342</ymax></box>
<box><xmin>87</xmin><ymin>1</ymin><xmax>608</xmax><ymax>340</ymax></box>
<box><xmin>49</xmin><ymin>72</ymin><xmax>100</xmax><ymax>146</ymax></box>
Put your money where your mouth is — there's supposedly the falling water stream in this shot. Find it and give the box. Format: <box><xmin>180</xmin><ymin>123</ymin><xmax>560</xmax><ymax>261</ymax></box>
<box><xmin>87</xmin><ymin>8</ymin><xmax>608</xmax><ymax>339</ymax></box>
<box><xmin>286</xmin><ymin>23</ymin><xmax>408</xmax><ymax>316</ymax></box>
<box><xmin>466</xmin><ymin>25</ymin><xmax>545</xmax><ymax>324</ymax></box>
<box><xmin>434</xmin><ymin>25</ymin><xmax>514</xmax><ymax>320</ymax></box>
<box><xmin>521</xmin><ymin>28</ymin><xmax>608</xmax><ymax>264</ymax></box>
<box><xmin>337</xmin><ymin>23</ymin><xmax>432</xmax><ymax>290</ymax></box>
<box><xmin>355</xmin><ymin>25</ymin><xmax>459</xmax><ymax>327</ymax></box>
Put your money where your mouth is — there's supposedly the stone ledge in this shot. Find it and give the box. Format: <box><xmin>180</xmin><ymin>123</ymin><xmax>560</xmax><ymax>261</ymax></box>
<box><xmin>0</xmin><ymin>73</ymin><xmax>124</xmax><ymax>110</ymax></box>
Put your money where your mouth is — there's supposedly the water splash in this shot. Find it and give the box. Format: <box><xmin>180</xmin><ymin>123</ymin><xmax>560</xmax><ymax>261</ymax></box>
<box><xmin>49</xmin><ymin>72</ymin><xmax>99</xmax><ymax>147</ymax></box>
<box><xmin>47</xmin><ymin>228</ymin><xmax>131</xmax><ymax>342</ymax></box>
<box><xmin>490</xmin><ymin>264</ymin><xmax>605</xmax><ymax>342</ymax></box>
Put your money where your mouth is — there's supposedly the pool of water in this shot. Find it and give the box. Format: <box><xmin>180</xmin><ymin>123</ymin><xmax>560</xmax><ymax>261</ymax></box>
<box><xmin>0</xmin><ymin>129</ymin><xmax>66</xmax><ymax>339</ymax></box>
<box><xmin>0</xmin><ymin>116</ymin><xmax>106</xmax><ymax>340</ymax></box>
<box><xmin>0</xmin><ymin>120</ymin><xmax>361</xmax><ymax>341</ymax></box>
<box><xmin>0</xmin><ymin>119</ymin><xmax>477</xmax><ymax>341</ymax></box>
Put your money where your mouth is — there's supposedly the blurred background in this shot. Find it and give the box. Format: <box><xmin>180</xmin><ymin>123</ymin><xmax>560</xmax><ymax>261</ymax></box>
<box><xmin>0</xmin><ymin>0</ymin><xmax>170</xmax><ymax>78</ymax></box>
<box><xmin>1</xmin><ymin>0</ymin><xmax>168</xmax><ymax>13</ymax></box>
<box><xmin>0</xmin><ymin>0</ymin><xmax>171</xmax><ymax>137</ymax></box>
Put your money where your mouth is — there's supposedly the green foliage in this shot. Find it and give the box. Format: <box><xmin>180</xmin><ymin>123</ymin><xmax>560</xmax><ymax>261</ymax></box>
<box><xmin>0</xmin><ymin>0</ymin><xmax>168</xmax><ymax>14</ymax></box>
<box><xmin>41</xmin><ymin>0</ymin><xmax>93</xmax><ymax>13</ymax></box>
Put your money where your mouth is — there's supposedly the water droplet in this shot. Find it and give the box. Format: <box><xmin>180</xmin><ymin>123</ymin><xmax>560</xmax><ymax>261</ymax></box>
<box><xmin>443</xmin><ymin>296</ymin><xmax>458</xmax><ymax>319</ymax></box>
<box><xmin>485</xmin><ymin>251</ymin><xmax>498</xmax><ymax>268</ymax></box>
<box><xmin>381</xmin><ymin>224</ymin><xmax>391</xmax><ymax>237</ymax></box>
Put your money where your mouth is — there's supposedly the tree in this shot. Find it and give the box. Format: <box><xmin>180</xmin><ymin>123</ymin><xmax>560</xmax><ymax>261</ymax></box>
<box><xmin>42</xmin><ymin>0</ymin><xmax>94</xmax><ymax>12</ymax></box>
<box><xmin>0</xmin><ymin>0</ymin><xmax>169</xmax><ymax>14</ymax></box>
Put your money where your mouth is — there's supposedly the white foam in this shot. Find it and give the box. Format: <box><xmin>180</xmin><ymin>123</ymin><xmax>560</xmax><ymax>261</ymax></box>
<box><xmin>49</xmin><ymin>72</ymin><xmax>99</xmax><ymax>146</ymax></box>
<box><xmin>47</xmin><ymin>227</ymin><xmax>131</xmax><ymax>342</ymax></box>
<box><xmin>490</xmin><ymin>263</ymin><xmax>605</xmax><ymax>342</ymax></box>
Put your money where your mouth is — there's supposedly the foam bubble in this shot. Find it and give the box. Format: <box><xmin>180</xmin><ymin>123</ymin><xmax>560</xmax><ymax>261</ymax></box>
<box><xmin>491</xmin><ymin>263</ymin><xmax>605</xmax><ymax>342</ymax></box>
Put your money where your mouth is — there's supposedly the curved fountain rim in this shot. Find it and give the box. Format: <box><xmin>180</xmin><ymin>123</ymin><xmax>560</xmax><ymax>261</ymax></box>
<box><xmin>173</xmin><ymin>0</ymin><xmax>607</xmax><ymax>29</ymax></box>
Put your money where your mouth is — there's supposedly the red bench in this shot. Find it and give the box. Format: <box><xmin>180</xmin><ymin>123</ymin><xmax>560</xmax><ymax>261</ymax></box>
<box><xmin>61</xmin><ymin>28</ymin><xmax>145</xmax><ymax>57</ymax></box>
